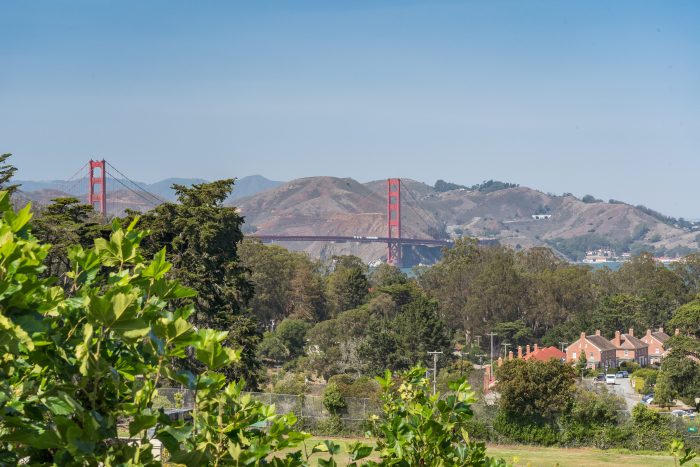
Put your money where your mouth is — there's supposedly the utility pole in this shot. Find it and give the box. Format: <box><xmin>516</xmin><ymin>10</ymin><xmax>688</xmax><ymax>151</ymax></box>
<box><xmin>427</xmin><ymin>351</ymin><xmax>443</xmax><ymax>395</ymax></box>
<box><xmin>501</xmin><ymin>342</ymin><xmax>511</xmax><ymax>359</ymax></box>
<box><xmin>486</xmin><ymin>332</ymin><xmax>497</xmax><ymax>378</ymax></box>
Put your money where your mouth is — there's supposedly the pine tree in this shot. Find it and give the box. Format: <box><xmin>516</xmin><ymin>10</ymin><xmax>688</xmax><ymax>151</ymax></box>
<box><xmin>0</xmin><ymin>153</ymin><xmax>19</xmax><ymax>195</ymax></box>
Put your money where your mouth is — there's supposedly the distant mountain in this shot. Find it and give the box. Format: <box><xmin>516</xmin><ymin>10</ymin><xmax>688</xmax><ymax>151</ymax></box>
<box><xmin>229</xmin><ymin>175</ymin><xmax>283</xmax><ymax>200</ymax></box>
<box><xmin>144</xmin><ymin>178</ymin><xmax>209</xmax><ymax>200</ymax></box>
<box><xmin>236</xmin><ymin>176</ymin><xmax>700</xmax><ymax>264</ymax></box>
<box><xmin>17</xmin><ymin>174</ymin><xmax>283</xmax><ymax>213</ymax></box>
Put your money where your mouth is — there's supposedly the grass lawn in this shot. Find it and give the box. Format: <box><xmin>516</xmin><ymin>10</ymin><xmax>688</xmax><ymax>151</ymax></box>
<box><xmin>283</xmin><ymin>438</ymin><xmax>675</xmax><ymax>466</ymax></box>
<box><xmin>488</xmin><ymin>444</ymin><xmax>673</xmax><ymax>466</ymax></box>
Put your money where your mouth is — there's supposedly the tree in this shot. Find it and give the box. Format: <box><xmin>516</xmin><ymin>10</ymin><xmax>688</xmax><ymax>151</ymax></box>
<box><xmin>654</xmin><ymin>373</ymin><xmax>675</xmax><ymax>409</ymax></box>
<box><xmin>370</xmin><ymin>263</ymin><xmax>408</xmax><ymax>287</ymax></box>
<box><xmin>669</xmin><ymin>298</ymin><xmax>700</xmax><ymax>338</ymax></box>
<box><xmin>660</xmin><ymin>350</ymin><xmax>700</xmax><ymax>404</ymax></box>
<box><xmin>276</xmin><ymin>318</ymin><xmax>312</xmax><ymax>360</ymax></box>
<box><xmin>288</xmin><ymin>260</ymin><xmax>327</xmax><ymax>322</ymax></box>
<box><xmin>137</xmin><ymin>179</ymin><xmax>259</xmax><ymax>386</ymax></box>
<box><xmin>496</xmin><ymin>359</ymin><xmax>577</xmax><ymax>420</ymax></box>
<box><xmin>326</xmin><ymin>256</ymin><xmax>369</xmax><ymax>315</ymax></box>
<box><xmin>32</xmin><ymin>197</ymin><xmax>108</xmax><ymax>280</ymax></box>
<box><xmin>394</xmin><ymin>295</ymin><xmax>452</xmax><ymax>368</ymax></box>
<box><xmin>0</xmin><ymin>153</ymin><xmax>18</xmax><ymax>195</ymax></box>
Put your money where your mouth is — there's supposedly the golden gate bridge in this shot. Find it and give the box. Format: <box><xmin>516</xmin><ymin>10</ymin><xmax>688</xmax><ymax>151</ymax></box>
<box><xmin>58</xmin><ymin>159</ymin><xmax>455</xmax><ymax>266</ymax></box>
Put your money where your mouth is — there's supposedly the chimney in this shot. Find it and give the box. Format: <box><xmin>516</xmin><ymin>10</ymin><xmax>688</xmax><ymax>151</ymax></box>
<box><xmin>614</xmin><ymin>330</ymin><xmax>621</xmax><ymax>346</ymax></box>
<box><xmin>675</xmin><ymin>328</ymin><xmax>680</xmax><ymax>336</ymax></box>
<box><xmin>628</xmin><ymin>328</ymin><xmax>634</xmax><ymax>337</ymax></box>
<box><xmin>508</xmin><ymin>351</ymin><xmax>514</xmax><ymax>361</ymax></box>
<box><xmin>581</xmin><ymin>332</ymin><xmax>586</xmax><ymax>340</ymax></box>
<box><xmin>497</xmin><ymin>357</ymin><xmax>504</xmax><ymax>367</ymax></box>
<box><xmin>646</xmin><ymin>329</ymin><xmax>652</xmax><ymax>338</ymax></box>
<box><xmin>659</xmin><ymin>327</ymin><xmax>664</xmax><ymax>334</ymax></box>
<box><xmin>526</xmin><ymin>344</ymin><xmax>531</xmax><ymax>355</ymax></box>
<box><xmin>534</xmin><ymin>344</ymin><xmax>539</xmax><ymax>353</ymax></box>
<box><xmin>517</xmin><ymin>346</ymin><xmax>522</xmax><ymax>359</ymax></box>
<box><xmin>595</xmin><ymin>330</ymin><xmax>601</xmax><ymax>336</ymax></box>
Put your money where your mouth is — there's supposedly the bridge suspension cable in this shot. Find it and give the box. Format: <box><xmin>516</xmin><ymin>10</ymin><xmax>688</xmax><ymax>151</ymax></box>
<box><xmin>399</xmin><ymin>179</ymin><xmax>438</xmax><ymax>237</ymax></box>
<box><xmin>105</xmin><ymin>161</ymin><xmax>168</xmax><ymax>205</ymax></box>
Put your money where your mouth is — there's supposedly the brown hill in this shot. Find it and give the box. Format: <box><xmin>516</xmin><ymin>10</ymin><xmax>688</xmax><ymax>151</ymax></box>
<box><xmin>236</xmin><ymin>177</ymin><xmax>699</xmax><ymax>264</ymax></box>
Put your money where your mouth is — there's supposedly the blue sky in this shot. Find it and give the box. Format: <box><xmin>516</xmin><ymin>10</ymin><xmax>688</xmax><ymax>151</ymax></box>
<box><xmin>1</xmin><ymin>1</ymin><xmax>699</xmax><ymax>217</ymax></box>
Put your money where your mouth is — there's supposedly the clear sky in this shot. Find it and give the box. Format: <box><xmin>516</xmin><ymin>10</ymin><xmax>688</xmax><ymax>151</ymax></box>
<box><xmin>2</xmin><ymin>1</ymin><xmax>699</xmax><ymax>217</ymax></box>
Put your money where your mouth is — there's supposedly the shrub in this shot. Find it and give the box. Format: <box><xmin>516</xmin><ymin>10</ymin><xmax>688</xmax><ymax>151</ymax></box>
<box><xmin>493</xmin><ymin>411</ymin><xmax>559</xmax><ymax>446</ymax></box>
<box><xmin>323</xmin><ymin>381</ymin><xmax>347</xmax><ymax>415</ymax></box>
<box><xmin>0</xmin><ymin>193</ymin><xmax>309</xmax><ymax>465</ymax></box>
<box><xmin>370</xmin><ymin>368</ymin><xmax>506</xmax><ymax>465</ymax></box>
<box><xmin>273</xmin><ymin>371</ymin><xmax>308</xmax><ymax>395</ymax></box>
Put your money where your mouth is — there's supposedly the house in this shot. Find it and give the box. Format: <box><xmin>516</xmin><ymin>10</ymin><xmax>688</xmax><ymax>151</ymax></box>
<box><xmin>640</xmin><ymin>327</ymin><xmax>677</xmax><ymax>364</ymax></box>
<box><xmin>610</xmin><ymin>329</ymin><xmax>649</xmax><ymax>366</ymax></box>
<box><xmin>565</xmin><ymin>331</ymin><xmax>618</xmax><ymax>369</ymax></box>
<box><xmin>522</xmin><ymin>344</ymin><xmax>566</xmax><ymax>362</ymax></box>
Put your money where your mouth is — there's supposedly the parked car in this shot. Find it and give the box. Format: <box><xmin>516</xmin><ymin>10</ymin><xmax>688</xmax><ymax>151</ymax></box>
<box><xmin>642</xmin><ymin>393</ymin><xmax>654</xmax><ymax>402</ymax></box>
<box><xmin>644</xmin><ymin>397</ymin><xmax>654</xmax><ymax>405</ymax></box>
<box><xmin>596</xmin><ymin>373</ymin><xmax>606</xmax><ymax>383</ymax></box>
<box><xmin>615</xmin><ymin>371</ymin><xmax>624</xmax><ymax>378</ymax></box>
<box><xmin>621</xmin><ymin>370</ymin><xmax>629</xmax><ymax>378</ymax></box>
<box><xmin>606</xmin><ymin>374</ymin><xmax>616</xmax><ymax>385</ymax></box>
<box><xmin>671</xmin><ymin>410</ymin><xmax>697</xmax><ymax>420</ymax></box>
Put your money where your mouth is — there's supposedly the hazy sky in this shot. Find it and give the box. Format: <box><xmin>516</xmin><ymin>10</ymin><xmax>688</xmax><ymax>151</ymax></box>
<box><xmin>2</xmin><ymin>1</ymin><xmax>699</xmax><ymax>217</ymax></box>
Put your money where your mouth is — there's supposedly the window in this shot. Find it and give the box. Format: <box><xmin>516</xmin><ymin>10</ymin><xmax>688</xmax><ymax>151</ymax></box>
<box><xmin>624</xmin><ymin>350</ymin><xmax>628</xmax><ymax>357</ymax></box>
<box><xmin>656</xmin><ymin>348</ymin><xmax>660</xmax><ymax>354</ymax></box>
<box><xmin>572</xmin><ymin>352</ymin><xmax>577</xmax><ymax>359</ymax></box>
<box><xmin>589</xmin><ymin>352</ymin><xmax>593</xmax><ymax>358</ymax></box>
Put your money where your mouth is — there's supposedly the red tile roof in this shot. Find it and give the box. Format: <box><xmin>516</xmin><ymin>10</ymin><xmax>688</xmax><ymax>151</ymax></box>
<box><xmin>524</xmin><ymin>346</ymin><xmax>566</xmax><ymax>361</ymax></box>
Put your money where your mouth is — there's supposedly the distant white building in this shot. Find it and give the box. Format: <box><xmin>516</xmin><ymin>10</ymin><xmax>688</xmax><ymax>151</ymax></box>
<box><xmin>531</xmin><ymin>214</ymin><xmax>552</xmax><ymax>220</ymax></box>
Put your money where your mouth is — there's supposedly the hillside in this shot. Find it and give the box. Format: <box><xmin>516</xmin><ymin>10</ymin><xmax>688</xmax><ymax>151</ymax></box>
<box><xmin>236</xmin><ymin>177</ymin><xmax>700</xmax><ymax>264</ymax></box>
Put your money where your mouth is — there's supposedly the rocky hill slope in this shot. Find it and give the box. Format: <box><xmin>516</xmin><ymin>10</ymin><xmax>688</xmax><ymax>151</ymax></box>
<box><xmin>236</xmin><ymin>177</ymin><xmax>700</xmax><ymax>264</ymax></box>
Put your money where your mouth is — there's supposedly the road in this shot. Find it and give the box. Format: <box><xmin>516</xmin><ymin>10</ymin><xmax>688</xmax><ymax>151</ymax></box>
<box><xmin>606</xmin><ymin>377</ymin><xmax>640</xmax><ymax>411</ymax></box>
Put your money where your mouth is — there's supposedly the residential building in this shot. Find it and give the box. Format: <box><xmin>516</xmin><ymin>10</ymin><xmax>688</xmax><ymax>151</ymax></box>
<box><xmin>610</xmin><ymin>329</ymin><xmax>648</xmax><ymax>366</ymax></box>
<box><xmin>640</xmin><ymin>327</ymin><xmax>676</xmax><ymax>364</ymax></box>
<box><xmin>522</xmin><ymin>344</ymin><xmax>566</xmax><ymax>362</ymax></box>
<box><xmin>565</xmin><ymin>331</ymin><xmax>617</xmax><ymax>369</ymax></box>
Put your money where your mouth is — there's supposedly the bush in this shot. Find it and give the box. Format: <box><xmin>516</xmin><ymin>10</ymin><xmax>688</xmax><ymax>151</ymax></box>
<box><xmin>493</xmin><ymin>411</ymin><xmax>559</xmax><ymax>446</ymax></box>
<box><xmin>273</xmin><ymin>371</ymin><xmax>308</xmax><ymax>395</ymax></box>
<box><xmin>328</xmin><ymin>374</ymin><xmax>382</xmax><ymax>401</ymax></box>
<box><xmin>314</xmin><ymin>414</ymin><xmax>345</xmax><ymax>436</ymax></box>
<box><xmin>627</xmin><ymin>404</ymin><xmax>679</xmax><ymax>451</ymax></box>
<box><xmin>323</xmin><ymin>381</ymin><xmax>347</xmax><ymax>415</ymax></box>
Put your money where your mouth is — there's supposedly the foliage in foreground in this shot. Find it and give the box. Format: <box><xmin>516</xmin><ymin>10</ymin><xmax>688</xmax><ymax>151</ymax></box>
<box><xmin>0</xmin><ymin>192</ymin><xmax>502</xmax><ymax>466</ymax></box>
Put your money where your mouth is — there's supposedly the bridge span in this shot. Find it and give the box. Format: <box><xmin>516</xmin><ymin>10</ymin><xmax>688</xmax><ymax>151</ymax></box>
<box><xmin>249</xmin><ymin>234</ymin><xmax>453</xmax><ymax>247</ymax></box>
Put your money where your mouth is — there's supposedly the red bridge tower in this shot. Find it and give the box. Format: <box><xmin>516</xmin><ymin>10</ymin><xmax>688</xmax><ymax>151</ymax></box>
<box><xmin>387</xmin><ymin>178</ymin><xmax>401</xmax><ymax>265</ymax></box>
<box><xmin>88</xmin><ymin>159</ymin><xmax>107</xmax><ymax>217</ymax></box>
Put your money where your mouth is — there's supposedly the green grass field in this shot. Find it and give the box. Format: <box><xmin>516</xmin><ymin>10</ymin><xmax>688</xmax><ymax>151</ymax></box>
<box><xmin>488</xmin><ymin>444</ymin><xmax>673</xmax><ymax>466</ymax></box>
<box><xmin>285</xmin><ymin>438</ymin><xmax>675</xmax><ymax>466</ymax></box>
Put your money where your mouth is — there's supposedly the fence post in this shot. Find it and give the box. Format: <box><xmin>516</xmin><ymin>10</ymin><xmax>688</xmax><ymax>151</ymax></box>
<box><xmin>363</xmin><ymin>398</ymin><xmax>367</xmax><ymax>419</ymax></box>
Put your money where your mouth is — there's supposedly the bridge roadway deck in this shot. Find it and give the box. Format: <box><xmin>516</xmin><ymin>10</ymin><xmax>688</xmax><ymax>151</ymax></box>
<box><xmin>249</xmin><ymin>234</ymin><xmax>453</xmax><ymax>246</ymax></box>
